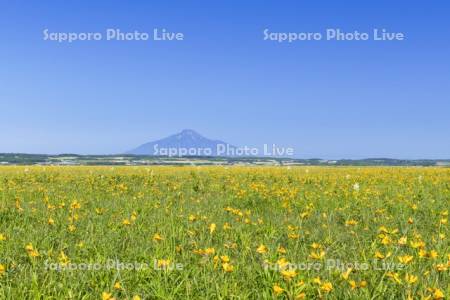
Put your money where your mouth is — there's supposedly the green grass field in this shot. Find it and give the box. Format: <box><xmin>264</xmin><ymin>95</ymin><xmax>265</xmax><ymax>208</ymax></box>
<box><xmin>0</xmin><ymin>166</ymin><xmax>448</xmax><ymax>299</ymax></box>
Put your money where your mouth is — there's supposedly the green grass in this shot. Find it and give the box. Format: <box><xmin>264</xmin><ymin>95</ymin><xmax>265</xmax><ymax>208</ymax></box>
<box><xmin>0</xmin><ymin>166</ymin><xmax>448</xmax><ymax>299</ymax></box>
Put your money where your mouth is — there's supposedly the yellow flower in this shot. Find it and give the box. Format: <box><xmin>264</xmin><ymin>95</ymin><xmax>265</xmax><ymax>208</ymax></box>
<box><xmin>380</xmin><ymin>235</ymin><xmax>391</xmax><ymax>245</ymax></box>
<box><xmin>213</xmin><ymin>255</ymin><xmax>219</xmax><ymax>267</ymax></box>
<box><xmin>345</xmin><ymin>219</ymin><xmax>358</xmax><ymax>226</ymax></box>
<box><xmin>288</xmin><ymin>233</ymin><xmax>300</xmax><ymax>239</ymax></box>
<box><xmin>277</xmin><ymin>258</ymin><xmax>290</xmax><ymax>269</ymax></box>
<box><xmin>432</xmin><ymin>288</ymin><xmax>444</xmax><ymax>300</ymax></box>
<box><xmin>374</xmin><ymin>251</ymin><xmax>385</xmax><ymax>259</ymax></box>
<box><xmin>70</xmin><ymin>201</ymin><xmax>81</xmax><ymax>210</ymax></box>
<box><xmin>224</xmin><ymin>242</ymin><xmax>237</xmax><ymax>249</ymax></box>
<box><xmin>132</xmin><ymin>296</ymin><xmax>141</xmax><ymax>300</ymax></box>
<box><xmin>398</xmin><ymin>255</ymin><xmax>414</xmax><ymax>264</ymax></box>
<box><xmin>68</xmin><ymin>224</ymin><xmax>76</xmax><ymax>232</ymax></box>
<box><xmin>223</xmin><ymin>222</ymin><xmax>232</xmax><ymax>230</ymax></box>
<box><xmin>101</xmin><ymin>292</ymin><xmax>113</xmax><ymax>300</ymax></box>
<box><xmin>220</xmin><ymin>255</ymin><xmax>230</xmax><ymax>263</ymax></box>
<box><xmin>300</xmin><ymin>212</ymin><xmax>309</xmax><ymax>219</ymax></box>
<box><xmin>309</xmin><ymin>250</ymin><xmax>325</xmax><ymax>260</ymax></box>
<box><xmin>153</xmin><ymin>233</ymin><xmax>163</xmax><ymax>242</ymax></box>
<box><xmin>25</xmin><ymin>243</ymin><xmax>39</xmax><ymax>257</ymax></box>
<box><xmin>222</xmin><ymin>262</ymin><xmax>234</xmax><ymax>272</ymax></box>
<box><xmin>68</xmin><ymin>214</ymin><xmax>79</xmax><ymax>222</ymax></box>
<box><xmin>273</xmin><ymin>284</ymin><xmax>284</xmax><ymax>295</ymax></box>
<box><xmin>341</xmin><ymin>268</ymin><xmax>352</xmax><ymax>280</ymax></box>
<box><xmin>386</xmin><ymin>272</ymin><xmax>402</xmax><ymax>284</ymax></box>
<box><xmin>435</xmin><ymin>264</ymin><xmax>447</xmax><ymax>272</ymax></box>
<box><xmin>349</xmin><ymin>280</ymin><xmax>367</xmax><ymax>289</ymax></box>
<box><xmin>204</xmin><ymin>247</ymin><xmax>215</xmax><ymax>255</ymax></box>
<box><xmin>418</xmin><ymin>249</ymin><xmax>428</xmax><ymax>258</ymax></box>
<box><xmin>410</xmin><ymin>240</ymin><xmax>425</xmax><ymax>249</ymax></box>
<box><xmin>277</xmin><ymin>246</ymin><xmax>287</xmax><ymax>254</ymax></box>
<box><xmin>398</xmin><ymin>236</ymin><xmax>407</xmax><ymax>245</ymax></box>
<box><xmin>58</xmin><ymin>251</ymin><xmax>70</xmax><ymax>265</ymax></box>
<box><xmin>287</xmin><ymin>225</ymin><xmax>297</xmax><ymax>232</ymax></box>
<box><xmin>113</xmin><ymin>282</ymin><xmax>121</xmax><ymax>290</ymax></box>
<box><xmin>122</xmin><ymin>219</ymin><xmax>131</xmax><ymax>226</ymax></box>
<box><xmin>313</xmin><ymin>277</ymin><xmax>322</xmax><ymax>284</ymax></box>
<box><xmin>378</xmin><ymin>226</ymin><xmax>389</xmax><ymax>233</ymax></box>
<box><xmin>48</xmin><ymin>218</ymin><xmax>55</xmax><ymax>225</ymax></box>
<box><xmin>428</xmin><ymin>250</ymin><xmax>438</xmax><ymax>259</ymax></box>
<box><xmin>209</xmin><ymin>223</ymin><xmax>216</xmax><ymax>234</ymax></box>
<box><xmin>0</xmin><ymin>234</ymin><xmax>6</xmax><ymax>241</ymax></box>
<box><xmin>256</xmin><ymin>244</ymin><xmax>268</xmax><ymax>254</ymax></box>
<box><xmin>15</xmin><ymin>200</ymin><xmax>23</xmax><ymax>212</ymax></box>
<box><xmin>311</xmin><ymin>242</ymin><xmax>321</xmax><ymax>249</ymax></box>
<box><xmin>404</xmin><ymin>273</ymin><xmax>418</xmax><ymax>284</ymax></box>
<box><xmin>25</xmin><ymin>243</ymin><xmax>34</xmax><ymax>251</ymax></box>
<box><xmin>296</xmin><ymin>280</ymin><xmax>305</xmax><ymax>287</ymax></box>
<box><xmin>193</xmin><ymin>247</ymin><xmax>215</xmax><ymax>256</ymax></box>
<box><xmin>320</xmin><ymin>282</ymin><xmax>333</xmax><ymax>293</ymax></box>
<box><xmin>157</xmin><ymin>259</ymin><xmax>171</xmax><ymax>268</ymax></box>
<box><xmin>0</xmin><ymin>264</ymin><xmax>5</xmax><ymax>275</ymax></box>
<box><xmin>407</xmin><ymin>217</ymin><xmax>414</xmax><ymax>224</ymax></box>
<box><xmin>280</xmin><ymin>269</ymin><xmax>297</xmax><ymax>281</ymax></box>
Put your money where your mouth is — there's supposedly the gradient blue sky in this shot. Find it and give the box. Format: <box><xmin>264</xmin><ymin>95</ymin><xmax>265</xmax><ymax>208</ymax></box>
<box><xmin>0</xmin><ymin>1</ymin><xmax>449</xmax><ymax>158</ymax></box>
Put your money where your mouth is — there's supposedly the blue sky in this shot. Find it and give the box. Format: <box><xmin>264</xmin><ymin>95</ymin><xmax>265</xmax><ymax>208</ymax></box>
<box><xmin>0</xmin><ymin>1</ymin><xmax>449</xmax><ymax>158</ymax></box>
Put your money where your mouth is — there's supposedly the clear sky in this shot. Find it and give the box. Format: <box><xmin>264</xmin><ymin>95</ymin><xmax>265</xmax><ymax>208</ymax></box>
<box><xmin>0</xmin><ymin>1</ymin><xmax>449</xmax><ymax>159</ymax></box>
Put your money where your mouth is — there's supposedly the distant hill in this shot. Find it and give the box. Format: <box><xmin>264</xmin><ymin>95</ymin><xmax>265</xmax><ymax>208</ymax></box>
<box><xmin>0</xmin><ymin>153</ymin><xmax>449</xmax><ymax>166</ymax></box>
<box><xmin>126</xmin><ymin>129</ymin><xmax>236</xmax><ymax>156</ymax></box>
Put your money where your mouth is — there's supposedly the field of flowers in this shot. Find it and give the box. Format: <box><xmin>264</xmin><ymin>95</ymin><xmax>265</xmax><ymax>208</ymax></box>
<box><xmin>0</xmin><ymin>166</ymin><xmax>448</xmax><ymax>299</ymax></box>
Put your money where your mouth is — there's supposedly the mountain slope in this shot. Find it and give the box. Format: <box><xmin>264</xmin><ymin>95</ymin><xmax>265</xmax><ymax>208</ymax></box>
<box><xmin>126</xmin><ymin>129</ymin><xmax>236</xmax><ymax>156</ymax></box>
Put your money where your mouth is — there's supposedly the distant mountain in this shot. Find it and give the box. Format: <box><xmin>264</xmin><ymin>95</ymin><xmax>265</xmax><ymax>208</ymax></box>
<box><xmin>126</xmin><ymin>129</ymin><xmax>236</xmax><ymax>156</ymax></box>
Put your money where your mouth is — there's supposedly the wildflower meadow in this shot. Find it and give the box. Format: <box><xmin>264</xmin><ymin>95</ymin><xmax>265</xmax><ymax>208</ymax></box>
<box><xmin>0</xmin><ymin>166</ymin><xmax>448</xmax><ymax>299</ymax></box>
